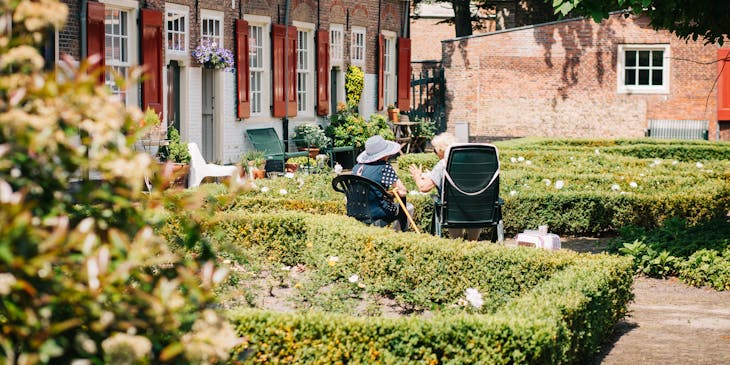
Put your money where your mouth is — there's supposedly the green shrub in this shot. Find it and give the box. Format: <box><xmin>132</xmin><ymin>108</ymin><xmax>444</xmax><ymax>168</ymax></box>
<box><xmin>192</xmin><ymin>212</ymin><xmax>634</xmax><ymax>363</ymax></box>
<box><xmin>158</xmin><ymin>126</ymin><xmax>191</xmax><ymax>163</ymax></box>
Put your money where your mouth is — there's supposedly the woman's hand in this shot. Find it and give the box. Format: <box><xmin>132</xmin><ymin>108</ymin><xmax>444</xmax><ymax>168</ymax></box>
<box><xmin>408</xmin><ymin>164</ymin><xmax>422</xmax><ymax>178</ymax></box>
<box><xmin>409</xmin><ymin>164</ymin><xmax>435</xmax><ymax>193</ymax></box>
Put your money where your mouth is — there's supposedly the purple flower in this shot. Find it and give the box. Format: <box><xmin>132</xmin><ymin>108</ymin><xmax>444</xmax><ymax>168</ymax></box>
<box><xmin>193</xmin><ymin>41</ymin><xmax>235</xmax><ymax>72</ymax></box>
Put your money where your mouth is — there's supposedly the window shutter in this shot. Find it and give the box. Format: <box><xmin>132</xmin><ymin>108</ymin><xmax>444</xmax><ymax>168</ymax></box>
<box><xmin>397</xmin><ymin>37</ymin><xmax>411</xmax><ymax>111</ymax></box>
<box><xmin>377</xmin><ymin>34</ymin><xmax>384</xmax><ymax>111</ymax></box>
<box><xmin>140</xmin><ymin>9</ymin><xmax>163</xmax><ymax>115</ymax></box>
<box><xmin>287</xmin><ymin>26</ymin><xmax>297</xmax><ymax>116</ymax></box>
<box><xmin>316</xmin><ymin>29</ymin><xmax>329</xmax><ymax>115</ymax></box>
<box><xmin>272</xmin><ymin>24</ymin><xmax>298</xmax><ymax>118</ymax></box>
<box><xmin>718</xmin><ymin>49</ymin><xmax>730</xmax><ymax>120</ymax></box>
<box><xmin>86</xmin><ymin>1</ymin><xmax>105</xmax><ymax>84</ymax></box>
<box><xmin>236</xmin><ymin>19</ymin><xmax>250</xmax><ymax>119</ymax></box>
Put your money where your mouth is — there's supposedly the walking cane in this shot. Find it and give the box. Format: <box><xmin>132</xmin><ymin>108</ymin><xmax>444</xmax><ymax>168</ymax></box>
<box><xmin>391</xmin><ymin>188</ymin><xmax>421</xmax><ymax>234</ymax></box>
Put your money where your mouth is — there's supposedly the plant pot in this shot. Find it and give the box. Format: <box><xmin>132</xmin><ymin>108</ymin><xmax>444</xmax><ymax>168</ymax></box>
<box><xmin>285</xmin><ymin>163</ymin><xmax>299</xmax><ymax>172</ymax></box>
<box><xmin>298</xmin><ymin>147</ymin><xmax>320</xmax><ymax>158</ymax></box>
<box><xmin>253</xmin><ymin>168</ymin><xmax>266</xmax><ymax>179</ymax></box>
<box><xmin>388</xmin><ymin>108</ymin><xmax>400</xmax><ymax>122</ymax></box>
<box><xmin>159</xmin><ymin>162</ymin><xmax>190</xmax><ymax>189</ymax></box>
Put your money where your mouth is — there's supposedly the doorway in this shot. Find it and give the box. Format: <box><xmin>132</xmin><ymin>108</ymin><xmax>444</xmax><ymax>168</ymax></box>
<box><xmin>166</xmin><ymin>61</ymin><xmax>181</xmax><ymax>132</ymax></box>
<box><xmin>201</xmin><ymin>68</ymin><xmax>215</xmax><ymax>162</ymax></box>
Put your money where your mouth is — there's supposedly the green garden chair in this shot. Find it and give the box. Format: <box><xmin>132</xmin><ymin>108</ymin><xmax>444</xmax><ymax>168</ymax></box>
<box><xmin>432</xmin><ymin>143</ymin><xmax>504</xmax><ymax>242</ymax></box>
<box><xmin>246</xmin><ymin>128</ymin><xmax>309</xmax><ymax>171</ymax></box>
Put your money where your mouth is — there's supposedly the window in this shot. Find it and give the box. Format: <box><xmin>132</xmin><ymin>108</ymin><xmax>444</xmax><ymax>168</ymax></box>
<box><xmin>383</xmin><ymin>35</ymin><xmax>396</xmax><ymax>106</ymax></box>
<box><xmin>200</xmin><ymin>10</ymin><xmax>223</xmax><ymax>47</ymax></box>
<box><xmin>351</xmin><ymin>27</ymin><xmax>365</xmax><ymax>66</ymax></box>
<box><xmin>617</xmin><ymin>44</ymin><xmax>670</xmax><ymax>94</ymax></box>
<box><xmin>166</xmin><ymin>4</ymin><xmax>188</xmax><ymax>54</ymax></box>
<box><xmin>249</xmin><ymin>24</ymin><xmax>263</xmax><ymax>115</ymax></box>
<box><xmin>105</xmin><ymin>6</ymin><xmax>132</xmax><ymax>102</ymax></box>
<box><xmin>296</xmin><ymin>28</ymin><xmax>313</xmax><ymax>113</ymax></box>
<box><xmin>330</xmin><ymin>24</ymin><xmax>343</xmax><ymax>66</ymax></box>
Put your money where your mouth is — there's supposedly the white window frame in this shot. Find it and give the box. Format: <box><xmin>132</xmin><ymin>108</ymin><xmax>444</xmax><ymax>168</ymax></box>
<box><xmin>617</xmin><ymin>44</ymin><xmax>670</xmax><ymax>94</ymax></box>
<box><xmin>294</xmin><ymin>22</ymin><xmax>315</xmax><ymax>116</ymax></box>
<box><xmin>200</xmin><ymin>9</ymin><xmax>223</xmax><ymax>47</ymax></box>
<box><xmin>165</xmin><ymin>3</ymin><xmax>188</xmax><ymax>58</ymax></box>
<box><xmin>330</xmin><ymin>24</ymin><xmax>344</xmax><ymax>67</ymax></box>
<box><xmin>351</xmin><ymin>26</ymin><xmax>366</xmax><ymax>67</ymax></box>
<box><xmin>102</xmin><ymin>0</ymin><xmax>138</xmax><ymax>105</ymax></box>
<box><xmin>245</xmin><ymin>15</ymin><xmax>270</xmax><ymax>118</ymax></box>
<box><xmin>383</xmin><ymin>31</ymin><xmax>397</xmax><ymax>107</ymax></box>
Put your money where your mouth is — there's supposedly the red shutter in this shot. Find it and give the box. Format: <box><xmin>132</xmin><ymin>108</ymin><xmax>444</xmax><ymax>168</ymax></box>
<box><xmin>236</xmin><ymin>20</ymin><xmax>250</xmax><ymax>119</ymax></box>
<box><xmin>287</xmin><ymin>26</ymin><xmax>297</xmax><ymax>116</ymax></box>
<box><xmin>140</xmin><ymin>9</ymin><xmax>163</xmax><ymax>115</ymax></box>
<box><xmin>316</xmin><ymin>29</ymin><xmax>329</xmax><ymax>115</ymax></box>
<box><xmin>272</xmin><ymin>24</ymin><xmax>298</xmax><ymax>118</ymax></box>
<box><xmin>397</xmin><ymin>37</ymin><xmax>411</xmax><ymax>111</ymax></box>
<box><xmin>377</xmin><ymin>34</ymin><xmax>384</xmax><ymax>111</ymax></box>
<box><xmin>86</xmin><ymin>1</ymin><xmax>105</xmax><ymax>84</ymax></box>
<box><xmin>718</xmin><ymin>49</ymin><xmax>730</xmax><ymax>120</ymax></box>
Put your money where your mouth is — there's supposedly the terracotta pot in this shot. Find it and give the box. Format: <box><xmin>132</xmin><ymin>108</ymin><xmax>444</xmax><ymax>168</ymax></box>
<box><xmin>285</xmin><ymin>163</ymin><xmax>299</xmax><ymax>172</ymax></box>
<box><xmin>298</xmin><ymin>147</ymin><xmax>320</xmax><ymax>158</ymax></box>
<box><xmin>159</xmin><ymin>162</ymin><xmax>189</xmax><ymax>189</ymax></box>
<box><xmin>253</xmin><ymin>168</ymin><xmax>266</xmax><ymax>179</ymax></box>
<box><xmin>388</xmin><ymin>108</ymin><xmax>400</xmax><ymax>122</ymax></box>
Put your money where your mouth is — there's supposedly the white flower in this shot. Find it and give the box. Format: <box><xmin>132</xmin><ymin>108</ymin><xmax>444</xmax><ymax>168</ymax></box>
<box><xmin>672</xmin><ymin>160</ymin><xmax>679</xmax><ymax>165</ymax></box>
<box><xmin>281</xmin><ymin>266</ymin><xmax>291</xmax><ymax>271</ymax></box>
<box><xmin>10</xmin><ymin>168</ymin><xmax>20</xmax><ymax>178</ymax></box>
<box><xmin>285</xmin><ymin>172</ymin><xmax>294</xmax><ymax>178</ymax></box>
<box><xmin>509</xmin><ymin>190</ymin><xmax>517</xmax><ymax>196</ymax></box>
<box><xmin>542</xmin><ymin>178</ymin><xmax>551</xmax><ymax>186</ymax></box>
<box><xmin>555</xmin><ymin>180</ymin><xmax>564</xmax><ymax>189</ymax></box>
<box><xmin>629</xmin><ymin>181</ymin><xmax>638</xmax><ymax>188</ymax></box>
<box><xmin>0</xmin><ymin>180</ymin><xmax>21</xmax><ymax>204</ymax></box>
<box><xmin>696</xmin><ymin>162</ymin><xmax>704</xmax><ymax>168</ymax></box>
<box><xmin>510</xmin><ymin>157</ymin><xmax>517</xmax><ymax>163</ymax></box>
<box><xmin>0</xmin><ymin>273</ymin><xmax>17</xmax><ymax>295</ymax></box>
<box><xmin>611</xmin><ymin>184</ymin><xmax>621</xmax><ymax>192</ymax></box>
<box><xmin>465</xmin><ymin>288</ymin><xmax>484</xmax><ymax>309</ymax></box>
<box><xmin>260</xmin><ymin>186</ymin><xmax>270</xmax><ymax>193</ymax></box>
<box><xmin>595</xmin><ymin>149</ymin><xmax>600</xmax><ymax>155</ymax></box>
<box><xmin>297</xmin><ymin>178</ymin><xmax>305</xmax><ymax>188</ymax></box>
<box><xmin>517</xmin><ymin>156</ymin><xmax>525</xmax><ymax>162</ymax></box>
<box><xmin>653</xmin><ymin>159</ymin><xmax>662</xmax><ymax>165</ymax></box>
<box><xmin>348</xmin><ymin>274</ymin><xmax>359</xmax><ymax>283</ymax></box>
<box><xmin>279</xmin><ymin>189</ymin><xmax>288</xmax><ymax>195</ymax></box>
<box><xmin>327</xmin><ymin>256</ymin><xmax>339</xmax><ymax>266</ymax></box>
<box><xmin>525</xmin><ymin>160</ymin><xmax>532</xmax><ymax>165</ymax></box>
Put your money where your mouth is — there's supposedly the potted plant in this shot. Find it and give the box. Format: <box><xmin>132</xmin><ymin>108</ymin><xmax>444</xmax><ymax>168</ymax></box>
<box><xmin>157</xmin><ymin>126</ymin><xmax>191</xmax><ymax>188</ymax></box>
<box><xmin>387</xmin><ymin>104</ymin><xmax>400</xmax><ymax>123</ymax></box>
<box><xmin>293</xmin><ymin>123</ymin><xmax>331</xmax><ymax>158</ymax></box>
<box><xmin>192</xmin><ymin>41</ymin><xmax>234</xmax><ymax>71</ymax></box>
<box><xmin>240</xmin><ymin>150</ymin><xmax>267</xmax><ymax>179</ymax></box>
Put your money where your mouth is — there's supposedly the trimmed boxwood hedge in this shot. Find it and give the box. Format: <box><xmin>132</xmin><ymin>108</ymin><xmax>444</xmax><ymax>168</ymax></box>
<box><xmin>163</xmin><ymin>211</ymin><xmax>633</xmax><ymax>364</ymax></box>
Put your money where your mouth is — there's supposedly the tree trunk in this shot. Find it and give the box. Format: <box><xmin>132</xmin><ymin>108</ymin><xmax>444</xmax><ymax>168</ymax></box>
<box><xmin>452</xmin><ymin>0</ymin><xmax>473</xmax><ymax>37</ymax></box>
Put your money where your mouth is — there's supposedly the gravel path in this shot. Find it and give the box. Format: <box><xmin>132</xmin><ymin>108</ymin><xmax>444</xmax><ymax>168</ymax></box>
<box><xmin>547</xmin><ymin>236</ymin><xmax>730</xmax><ymax>364</ymax></box>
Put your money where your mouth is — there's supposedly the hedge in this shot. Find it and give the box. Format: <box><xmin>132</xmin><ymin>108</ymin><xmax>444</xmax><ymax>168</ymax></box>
<box><xmin>169</xmin><ymin>212</ymin><xmax>635</xmax><ymax>364</ymax></box>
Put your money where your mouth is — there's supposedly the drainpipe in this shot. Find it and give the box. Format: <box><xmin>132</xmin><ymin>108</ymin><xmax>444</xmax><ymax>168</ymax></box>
<box><xmin>282</xmin><ymin>0</ymin><xmax>291</xmax><ymax>146</ymax></box>
<box><xmin>81</xmin><ymin>0</ymin><xmax>88</xmax><ymax>58</ymax></box>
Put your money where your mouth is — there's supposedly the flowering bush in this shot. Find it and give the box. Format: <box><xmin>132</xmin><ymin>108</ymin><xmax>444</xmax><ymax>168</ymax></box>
<box><xmin>192</xmin><ymin>41</ymin><xmax>234</xmax><ymax>71</ymax></box>
<box><xmin>0</xmin><ymin>1</ymin><xmax>242</xmax><ymax>363</ymax></box>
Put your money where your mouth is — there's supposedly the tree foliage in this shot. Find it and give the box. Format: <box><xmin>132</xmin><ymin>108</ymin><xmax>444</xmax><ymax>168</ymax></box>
<box><xmin>552</xmin><ymin>0</ymin><xmax>730</xmax><ymax>45</ymax></box>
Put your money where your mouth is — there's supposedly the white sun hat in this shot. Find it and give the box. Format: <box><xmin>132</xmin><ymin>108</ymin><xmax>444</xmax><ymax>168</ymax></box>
<box><xmin>356</xmin><ymin>135</ymin><xmax>402</xmax><ymax>163</ymax></box>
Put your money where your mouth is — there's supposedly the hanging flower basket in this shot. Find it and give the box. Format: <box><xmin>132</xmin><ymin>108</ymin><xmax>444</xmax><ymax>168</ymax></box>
<box><xmin>192</xmin><ymin>41</ymin><xmax>234</xmax><ymax>71</ymax></box>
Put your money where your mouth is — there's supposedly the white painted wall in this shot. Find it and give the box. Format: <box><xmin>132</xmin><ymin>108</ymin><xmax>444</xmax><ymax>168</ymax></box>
<box><xmin>186</xmin><ymin>67</ymin><xmax>202</xmax><ymax>147</ymax></box>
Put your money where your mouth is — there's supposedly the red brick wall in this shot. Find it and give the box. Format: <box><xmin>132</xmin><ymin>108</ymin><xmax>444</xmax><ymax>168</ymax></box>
<box><xmin>58</xmin><ymin>0</ymin><xmax>405</xmax><ymax>76</ymax></box>
<box><xmin>442</xmin><ymin>14</ymin><xmax>724</xmax><ymax>140</ymax></box>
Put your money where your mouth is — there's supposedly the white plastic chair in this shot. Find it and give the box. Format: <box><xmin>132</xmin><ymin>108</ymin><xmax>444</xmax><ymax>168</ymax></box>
<box><xmin>187</xmin><ymin>142</ymin><xmax>240</xmax><ymax>188</ymax></box>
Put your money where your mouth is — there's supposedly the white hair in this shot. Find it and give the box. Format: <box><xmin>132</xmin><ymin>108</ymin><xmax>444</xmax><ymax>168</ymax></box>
<box><xmin>431</xmin><ymin>132</ymin><xmax>458</xmax><ymax>154</ymax></box>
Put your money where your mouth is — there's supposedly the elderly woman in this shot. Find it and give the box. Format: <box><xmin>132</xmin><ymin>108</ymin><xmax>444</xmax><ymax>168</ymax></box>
<box><xmin>353</xmin><ymin>135</ymin><xmax>413</xmax><ymax>231</ymax></box>
<box><xmin>409</xmin><ymin>132</ymin><xmax>481</xmax><ymax>241</ymax></box>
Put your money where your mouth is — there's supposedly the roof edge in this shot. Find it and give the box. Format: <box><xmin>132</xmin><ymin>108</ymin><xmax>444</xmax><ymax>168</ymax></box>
<box><xmin>441</xmin><ymin>10</ymin><xmax>630</xmax><ymax>43</ymax></box>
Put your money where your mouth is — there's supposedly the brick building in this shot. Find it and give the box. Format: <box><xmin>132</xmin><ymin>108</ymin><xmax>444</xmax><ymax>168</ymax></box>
<box><xmin>441</xmin><ymin>13</ymin><xmax>730</xmax><ymax>141</ymax></box>
<box><xmin>56</xmin><ymin>0</ymin><xmax>411</xmax><ymax>163</ymax></box>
